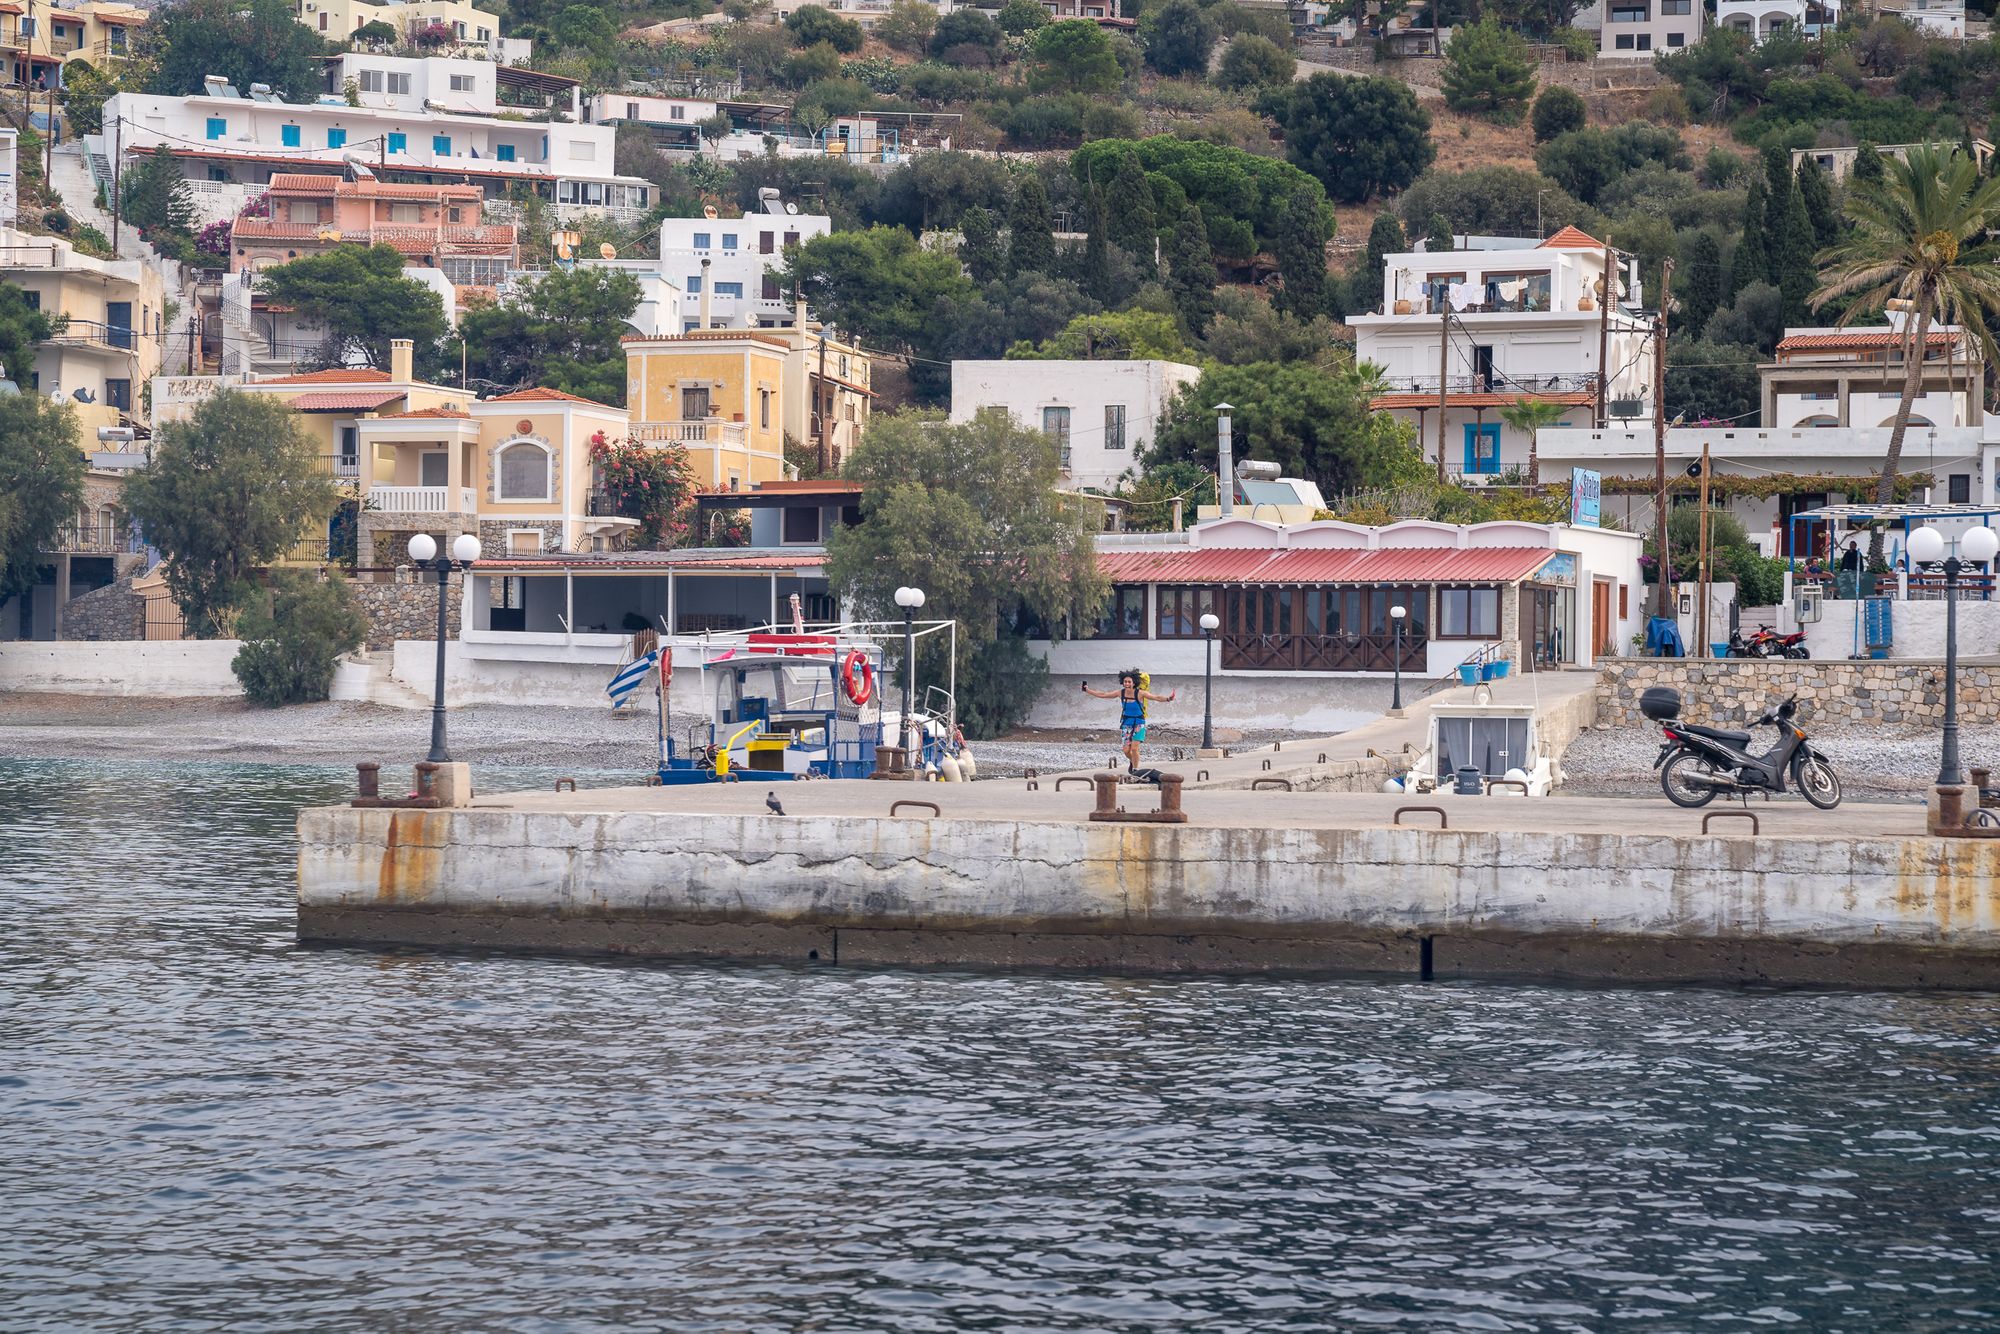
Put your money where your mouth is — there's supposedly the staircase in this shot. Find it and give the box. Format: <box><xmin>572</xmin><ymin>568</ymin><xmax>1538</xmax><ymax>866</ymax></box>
<box><xmin>330</xmin><ymin>656</ymin><xmax>435</xmax><ymax>711</ymax></box>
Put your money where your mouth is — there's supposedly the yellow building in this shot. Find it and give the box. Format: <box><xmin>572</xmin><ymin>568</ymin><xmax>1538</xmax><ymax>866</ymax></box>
<box><xmin>623</xmin><ymin>329</ymin><xmax>792</xmax><ymax>491</ymax></box>
<box><xmin>774</xmin><ymin>310</ymin><xmax>871</xmax><ymax>474</ymax></box>
<box><xmin>354</xmin><ymin>383</ymin><xmax>632</xmax><ymax>564</ymax></box>
<box><xmin>292</xmin><ymin>0</ymin><xmax>502</xmax><ymax>50</ymax></box>
<box><xmin>1</xmin><ymin>1</ymin><xmax>146</xmax><ymax>88</ymax></box>
<box><xmin>1</xmin><ymin>223</ymin><xmax>165</xmax><ymax>446</ymax></box>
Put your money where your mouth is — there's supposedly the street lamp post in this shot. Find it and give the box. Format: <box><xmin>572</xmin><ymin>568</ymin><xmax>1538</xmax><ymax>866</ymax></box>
<box><xmin>893</xmin><ymin>585</ymin><xmax>926</xmax><ymax>758</ymax></box>
<box><xmin>1908</xmin><ymin>524</ymin><xmax>1999</xmax><ymax>788</ymax></box>
<box><xmin>1199</xmin><ymin>610</ymin><xmax>1219</xmax><ymax>753</ymax></box>
<box><xmin>407</xmin><ymin>531</ymin><xmax>483</xmax><ymax>764</ymax></box>
<box><xmin>1390</xmin><ymin>605</ymin><xmax>1407</xmax><ymax>713</ymax></box>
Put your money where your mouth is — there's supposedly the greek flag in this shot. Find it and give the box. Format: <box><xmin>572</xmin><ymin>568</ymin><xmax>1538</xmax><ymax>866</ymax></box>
<box><xmin>606</xmin><ymin>648</ymin><xmax>660</xmax><ymax>709</ymax></box>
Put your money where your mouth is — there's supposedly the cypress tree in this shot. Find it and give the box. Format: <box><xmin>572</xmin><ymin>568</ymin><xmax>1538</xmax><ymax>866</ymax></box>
<box><xmin>1678</xmin><ymin>230</ymin><xmax>1723</xmax><ymax>338</ymax></box>
<box><xmin>1166</xmin><ymin>201</ymin><xmax>1216</xmax><ymax>336</ymax></box>
<box><xmin>1007</xmin><ymin>175</ymin><xmax>1057</xmax><ymax>278</ymax></box>
<box><xmin>1732</xmin><ymin>177</ymin><xmax>1769</xmax><ymax>296</ymax></box>
<box><xmin>1795</xmin><ymin>157</ymin><xmax>1836</xmax><ymax>250</ymax></box>
<box><xmin>1426</xmin><ymin>211</ymin><xmax>1454</xmax><ymax>251</ymax></box>
<box><xmin>1273</xmin><ymin>183</ymin><xmax>1331</xmax><ymax>319</ymax></box>
<box><xmin>1082</xmin><ymin>189</ymin><xmax>1114</xmax><ymax>304</ymax></box>
<box><xmin>1771</xmin><ymin>165</ymin><xmax>1817</xmax><ymax>324</ymax></box>
<box><xmin>959</xmin><ymin>205</ymin><xmax>1003</xmax><ymax>285</ymax></box>
<box><xmin>1103</xmin><ymin>151</ymin><xmax>1158</xmax><ymax>258</ymax></box>
<box><xmin>1342</xmin><ymin>211</ymin><xmax>1407</xmax><ymax>316</ymax></box>
<box><xmin>1852</xmin><ymin>141</ymin><xmax>1885</xmax><ymax>183</ymax></box>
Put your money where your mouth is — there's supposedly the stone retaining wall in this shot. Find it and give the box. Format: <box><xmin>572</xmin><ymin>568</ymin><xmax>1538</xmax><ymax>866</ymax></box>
<box><xmin>351</xmin><ymin>575</ymin><xmax>463</xmax><ymax>651</ymax></box>
<box><xmin>62</xmin><ymin>577</ymin><xmax>144</xmax><ymax>641</ymax></box>
<box><xmin>1597</xmin><ymin>657</ymin><xmax>2000</xmax><ymax>727</ymax></box>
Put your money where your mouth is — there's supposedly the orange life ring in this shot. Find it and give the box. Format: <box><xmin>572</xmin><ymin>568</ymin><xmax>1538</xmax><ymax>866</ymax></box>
<box><xmin>841</xmin><ymin>649</ymin><xmax>873</xmax><ymax>705</ymax></box>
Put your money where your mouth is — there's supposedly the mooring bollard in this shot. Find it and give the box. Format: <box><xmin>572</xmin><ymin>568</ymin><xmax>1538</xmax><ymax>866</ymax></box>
<box><xmin>1092</xmin><ymin>772</ymin><xmax>1121</xmax><ymax>817</ymax></box>
<box><xmin>355</xmin><ymin>762</ymin><xmax>380</xmax><ymax>801</ymax></box>
<box><xmin>554</xmin><ymin>777</ymin><xmax>577</xmax><ymax>793</ymax></box>
<box><xmin>1157</xmin><ymin>772</ymin><xmax>1185</xmax><ymax>818</ymax></box>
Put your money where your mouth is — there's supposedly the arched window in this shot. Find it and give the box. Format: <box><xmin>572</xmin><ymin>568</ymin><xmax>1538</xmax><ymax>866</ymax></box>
<box><xmin>497</xmin><ymin>441</ymin><xmax>551</xmax><ymax>501</ymax></box>
<box><xmin>1799</xmin><ymin>415</ymin><xmax>1840</xmax><ymax>428</ymax></box>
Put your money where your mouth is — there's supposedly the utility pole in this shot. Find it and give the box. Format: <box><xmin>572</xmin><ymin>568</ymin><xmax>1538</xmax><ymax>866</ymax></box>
<box><xmin>187</xmin><ymin>314</ymin><xmax>196</xmax><ymax>374</ymax></box>
<box><xmin>110</xmin><ymin>114</ymin><xmax>121</xmax><ymax>257</ymax></box>
<box><xmin>1595</xmin><ymin>236</ymin><xmax>1613</xmax><ymax>427</ymax></box>
<box><xmin>1435</xmin><ymin>303</ymin><xmax>1449</xmax><ymax>483</ymax></box>
<box><xmin>1652</xmin><ymin>258</ymin><xmax>1674</xmax><ymax>622</ymax></box>
<box><xmin>1697</xmin><ymin>439</ymin><xmax>1712</xmax><ymax>658</ymax></box>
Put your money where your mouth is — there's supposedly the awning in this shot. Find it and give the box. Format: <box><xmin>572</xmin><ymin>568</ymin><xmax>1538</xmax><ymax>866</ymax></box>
<box><xmin>1096</xmin><ymin>547</ymin><xmax>1557</xmax><ymax>586</ymax></box>
<box><xmin>286</xmin><ymin>389</ymin><xmax>407</xmax><ymax>411</ymax></box>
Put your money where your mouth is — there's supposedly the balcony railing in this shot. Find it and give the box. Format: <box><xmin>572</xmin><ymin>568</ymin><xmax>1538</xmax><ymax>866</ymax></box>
<box><xmin>45</xmin><ymin>319</ymin><xmax>138</xmax><ymax>353</ymax></box>
<box><xmin>50</xmin><ymin>523</ymin><xmax>144</xmax><ymax>555</ymax></box>
<box><xmin>632</xmin><ymin>419</ymin><xmax>748</xmax><ymax>447</ymax></box>
<box><xmin>368</xmin><ymin>485</ymin><xmax>477</xmax><ymax>513</ymax></box>
<box><xmin>586</xmin><ymin>490</ymin><xmax>630</xmax><ymax>518</ymax></box>
<box><xmin>1376</xmin><ymin>372</ymin><xmax>1602</xmax><ymax>396</ymax></box>
<box><xmin>319</xmin><ymin>453</ymin><xmax>361</xmax><ymax>479</ymax></box>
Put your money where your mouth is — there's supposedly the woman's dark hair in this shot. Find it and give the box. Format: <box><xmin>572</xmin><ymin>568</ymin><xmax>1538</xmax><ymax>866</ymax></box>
<box><xmin>1120</xmin><ymin>668</ymin><xmax>1140</xmax><ymax>686</ymax></box>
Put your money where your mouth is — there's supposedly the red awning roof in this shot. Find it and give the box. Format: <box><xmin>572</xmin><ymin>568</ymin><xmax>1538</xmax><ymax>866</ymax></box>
<box><xmin>1777</xmin><ymin>331</ymin><xmax>1956</xmax><ymax>353</ymax></box>
<box><xmin>1370</xmin><ymin>391</ymin><xmax>1595</xmax><ymax>411</ymax></box>
<box><xmin>472</xmin><ymin>552</ymin><xmax>828</xmax><ymax>573</ymax></box>
<box><xmin>286</xmin><ymin>389</ymin><xmax>408</xmax><ymax>411</ymax></box>
<box><xmin>1096</xmin><ymin>547</ymin><xmax>1556</xmax><ymax>586</ymax></box>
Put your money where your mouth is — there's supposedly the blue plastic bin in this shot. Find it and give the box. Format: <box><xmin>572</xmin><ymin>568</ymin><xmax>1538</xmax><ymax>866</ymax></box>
<box><xmin>1489</xmin><ymin>660</ymin><xmax>1512</xmax><ymax>680</ymax></box>
<box><xmin>1457</xmin><ymin>663</ymin><xmax>1479</xmax><ymax>685</ymax></box>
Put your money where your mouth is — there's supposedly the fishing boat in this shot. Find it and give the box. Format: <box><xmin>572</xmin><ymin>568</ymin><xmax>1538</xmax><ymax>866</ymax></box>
<box><xmin>1400</xmin><ymin>696</ymin><xmax>1559</xmax><ymax>797</ymax></box>
<box><xmin>613</xmin><ymin>622</ymin><xmax>966</xmax><ymax>785</ymax></box>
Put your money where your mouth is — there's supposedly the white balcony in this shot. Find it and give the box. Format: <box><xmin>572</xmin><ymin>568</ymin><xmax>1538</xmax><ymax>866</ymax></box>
<box><xmin>369</xmin><ymin>485</ymin><xmax>478</xmax><ymax>513</ymax></box>
<box><xmin>633</xmin><ymin>419</ymin><xmax>748</xmax><ymax>447</ymax></box>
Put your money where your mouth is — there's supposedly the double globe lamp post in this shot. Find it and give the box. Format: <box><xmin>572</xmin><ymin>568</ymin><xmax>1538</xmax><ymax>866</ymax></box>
<box><xmin>893</xmin><ymin>585</ymin><xmax>926</xmax><ymax>758</ymax></box>
<box><xmin>407</xmin><ymin>531</ymin><xmax>483</xmax><ymax>764</ymax></box>
<box><xmin>1906</xmin><ymin>523</ymin><xmax>1999</xmax><ymax>790</ymax></box>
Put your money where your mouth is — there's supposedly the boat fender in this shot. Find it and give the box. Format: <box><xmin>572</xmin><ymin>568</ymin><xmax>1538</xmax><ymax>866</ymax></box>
<box><xmin>957</xmin><ymin>747</ymin><xmax>977</xmax><ymax>780</ymax></box>
<box><xmin>939</xmin><ymin>754</ymin><xmax>961</xmax><ymax>782</ymax></box>
<box><xmin>840</xmin><ymin>649</ymin><xmax>873</xmax><ymax>705</ymax></box>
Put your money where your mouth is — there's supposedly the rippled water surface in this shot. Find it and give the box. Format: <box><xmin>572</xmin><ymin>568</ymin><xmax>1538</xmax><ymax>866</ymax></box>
<box><xmin>6</xmin><ymin>759</ymin><xmax>2000</xmax><ymax>1331</ymax></box>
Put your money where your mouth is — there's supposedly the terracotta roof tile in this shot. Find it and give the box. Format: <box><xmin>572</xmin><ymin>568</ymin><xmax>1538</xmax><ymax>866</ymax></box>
<box><xmin>1777</xmin><ymin>331</ymin><xmax>1956</xmax><ymax>352</ymax></box>
<box><xmin>285</xmin><ymin>389</ymin><xmax>409</xmax><ymax>411</ymax></box>
<box><xmin>1539</xmin><ymin>225</ymin><xmax>1605</xmax><ymax>251</ymax></box>
<box><xmin>483</xmin><ymin>387</ymin><xmax>617</xmax><ymax>407</ymax></box>
<box><xmin>381</xmin><ymin>406</ymin><xmax>473</xmax><ymax>419</ymax></box>
<box><xmin>256</xmin><ymin>368</ymin><xmax>394</xmax><ymax>386</ymax></box>
<box><xmin>1097</xmin><ymin>547</ymin><xmax>1557</xmax><ymax>586</ymax></box>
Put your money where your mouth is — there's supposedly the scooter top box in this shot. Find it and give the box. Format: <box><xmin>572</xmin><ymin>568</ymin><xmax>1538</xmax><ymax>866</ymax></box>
<box><xmin>1639</xmin><ymin>687</ymin><xmax>1683</xmax><ymax>721</ymax></box>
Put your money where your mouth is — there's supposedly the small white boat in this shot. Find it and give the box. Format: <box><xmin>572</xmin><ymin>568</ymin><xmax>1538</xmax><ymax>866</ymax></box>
<box><xmin>1402</xmin><ymin>700</ymin><xmax>1558</xmax><ymax>796</ymax></box>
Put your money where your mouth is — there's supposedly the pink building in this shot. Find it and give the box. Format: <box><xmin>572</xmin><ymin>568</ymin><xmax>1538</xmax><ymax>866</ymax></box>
<box><xmin>229</xmin><ymin>173</ymin><xmax>519</xmax><ymax>290</ymax></box>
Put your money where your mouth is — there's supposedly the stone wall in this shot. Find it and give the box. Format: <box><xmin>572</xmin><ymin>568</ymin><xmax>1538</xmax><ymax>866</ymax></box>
<box><xmin>1597</xmin><ymin>657</ymin><xmax>2000</xmax><ymax>727</ymax></box>
<box><xmin>476</xmin><ymin>519</ymin><xmax>566</xmax><ymax>556</ymax></box>
<box><xmin>351</xmin><ymin>574</ymin><xmax>463</xmax><ymax>651</ymax></box>
<box><xmin>62</xmin><ymin>576</ymin><xmax>145</xmax><ymax>641</ymax></box>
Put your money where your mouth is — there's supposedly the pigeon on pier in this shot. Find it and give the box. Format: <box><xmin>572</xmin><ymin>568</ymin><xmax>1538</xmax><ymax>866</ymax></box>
<box><xmin>765</xmin><ymin>791</ymin><xmax>786</xmax><ymax>816</ymax></box>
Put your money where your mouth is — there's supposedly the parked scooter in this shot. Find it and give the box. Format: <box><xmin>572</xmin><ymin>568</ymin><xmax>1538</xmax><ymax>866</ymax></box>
<box><xmin>1640</xmin><ymin>686</ymin><xmax>1843</xmax><ymax>809</ymax></box>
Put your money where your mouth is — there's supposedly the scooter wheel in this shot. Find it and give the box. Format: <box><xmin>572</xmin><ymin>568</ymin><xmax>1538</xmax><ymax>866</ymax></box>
<box><xmin>1660</xmin><ymin>751</ymin><xmax>1721</xmax><ymax>808</ymax></box>
<box><xmin>1798</xmin><ymin>756</ymin><xmax>1843</xmax><ymax>809</ymax></box>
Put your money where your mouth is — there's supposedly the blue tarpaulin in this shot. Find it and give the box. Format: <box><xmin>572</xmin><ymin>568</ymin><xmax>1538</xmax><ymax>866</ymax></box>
<box><xmin>1646</xmin><ymin>616</ymin><xmax>1684</xmax><ymax>658</ymax></box>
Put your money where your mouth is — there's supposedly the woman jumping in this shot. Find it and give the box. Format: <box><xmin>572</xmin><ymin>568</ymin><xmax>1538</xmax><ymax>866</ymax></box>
<box><xmin>1082</xmin><ymin>669</ymin><xmax>1176</xmax><ymax>774</ymax></box>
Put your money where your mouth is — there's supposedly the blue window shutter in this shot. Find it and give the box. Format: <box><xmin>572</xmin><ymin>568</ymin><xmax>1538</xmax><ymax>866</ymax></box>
<box><xmin>206</xmin><ymin>118</ymin><xmax>226</xmax><ymax>140</ymax></box>
<box><xmin>387</xmin><ymin>132</ymin><xmax>406</xmax><ymax>153</ymax></box>
<box><xmin>327</xmin><ymin>128</ymin><xmax>346</xmax><ymax>149</ymax></box>
<box><xmin>1462</xmin><ymin>424</ymin><xmax>1500</xmax><ymax>475</ymax></box>
<box><xmin>280</xmin><ymin>124</ymin><xmax>300</xmax><ymax>147</ymax></box>
<box><xmin>496</xmin><ymin>144</ymin><xmax>514</xmax><ymax>162</ymax></box>
<box><xmin>433</xmin><ymin>135</ymin><xmax>451</xmax><ymax>156</ymax></box>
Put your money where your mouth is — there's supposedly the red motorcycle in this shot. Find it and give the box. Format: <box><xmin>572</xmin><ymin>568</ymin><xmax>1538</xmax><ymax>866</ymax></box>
<box><xmin>1733</xmin><ymin>624</ymin><xmax>1810</xmax><ymax>659</ymax></box>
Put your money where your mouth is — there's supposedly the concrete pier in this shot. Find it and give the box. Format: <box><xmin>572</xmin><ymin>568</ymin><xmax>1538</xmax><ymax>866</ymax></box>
<box><xmin>297</xmin><ymin>782</ymin><xmax>2000</xmax><ymax>989</ymax></box>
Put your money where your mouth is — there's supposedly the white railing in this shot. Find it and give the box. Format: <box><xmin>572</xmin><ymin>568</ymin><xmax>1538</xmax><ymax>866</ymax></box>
<box><xmin>632</xmin><ymin>419</ymin><xmax>748</xmax><ymax>447</ymax></box>
<box><xmin>368</xmin><ymin>485</ymin><xmax>477</xmax><ymax>513</ymax></box>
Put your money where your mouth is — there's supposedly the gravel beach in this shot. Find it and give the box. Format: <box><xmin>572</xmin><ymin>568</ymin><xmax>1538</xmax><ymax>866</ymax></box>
<box><xmin>0</xmin><ymin>694</ymin><xmax>1314</xmax><ymax>777</ymax></box>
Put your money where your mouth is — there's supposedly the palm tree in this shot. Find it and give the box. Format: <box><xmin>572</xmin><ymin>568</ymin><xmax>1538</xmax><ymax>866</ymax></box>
<box><xmin>1811</xmin><ymin>143</ymin><xmax>2000</xmax><ymax>563</ymax></box>
<box><xmin>1497</xmin><ymin>397</ymin><xmax>1567</xmax><ymax>490</ymax></box>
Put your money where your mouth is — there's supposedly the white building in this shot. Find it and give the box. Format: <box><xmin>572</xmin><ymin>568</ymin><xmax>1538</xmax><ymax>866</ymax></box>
<box><xmin>652</xmin><ymin>193</ymin><xmax>834</xmax><ymax>330</ymax></box>
<box><xmin>98</xmin><ymin>55</ymin><xmax>653</xmax><ymax>227</ymax></box>
<box><xmin>1762</xmin><ymin>325</ymin><xmax>1982</xmax><ymax>431</ymax></box>
<box><xmin>588</xmin><ymin>93</ymin><xmax>954</xmax><ymax>164</ymax></box>
<box><xmin>1794</xmin><ymin>140</ymin><xmax>1993</xmax><ymax>184</ymax></box>
<box><xmin>0</xmin><ymin>126</ymin><xmax>16</xmax><ymax>227</ymax></box>
<box><xmin>1349</xmin><ymin>227</ymin><xmax>1656</xmax><ymax>481</ymax></box>
<box><xmin>948</xmin><ymin>358</ymin><xmax>1202</xmax><ymax>493</ymax></box>
<box><xmin>1595</xmin><ymin>0</ymin><xmax>1700</xmax><ymax>58</ymax></box>
<box><xmin>1878</xmin><ymin>0</ymin><xmax>1967</xmax><ymax>36</ymax></box>
<box><xmin>1716</xmin><ymin>0</ymin><xmax>1838</xmax><ymax>39</ymax></box>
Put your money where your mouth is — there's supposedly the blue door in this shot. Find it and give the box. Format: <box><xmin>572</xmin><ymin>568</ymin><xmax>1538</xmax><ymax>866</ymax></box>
<box><xmin>1463</xmin><ymin>423</ymin><xmax>1500</xmax><ymax>475</ymax></box>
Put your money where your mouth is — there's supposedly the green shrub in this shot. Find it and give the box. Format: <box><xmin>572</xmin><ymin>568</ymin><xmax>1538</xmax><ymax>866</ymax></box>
<box><xmin>1530</xmin><ymin>86</ymin><xmax>1585</xmax><ymax>143</ymax></box>
<box><xmin>231</xmin><ymin>572</ymin><xmax>369</xmax><ymax>707</ymax></box>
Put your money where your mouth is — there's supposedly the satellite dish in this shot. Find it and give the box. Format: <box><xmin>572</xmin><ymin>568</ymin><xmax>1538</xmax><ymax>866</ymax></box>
<box><xmin>599</xmin><ymin>243</ymin><xmax>616</xmax><ymax>259</ymax></box>
<box><xmin>703</xmin><ymin>204</ymin><xmax>718</xmax><ymax>219</ymax></box>
<box><xmin>784</xmin><ymin>203</ymin><xmax>798</xmax><ymax>215</ymax></box>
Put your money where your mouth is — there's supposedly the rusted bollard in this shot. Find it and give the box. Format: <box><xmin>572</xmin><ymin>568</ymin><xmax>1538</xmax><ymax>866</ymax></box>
<box><xmin>414</xmin><ymin>762</ymin><xmax>440</xmax><ymax>800</ymax></box>
<box><xmin>1156</xmin><ymin>771</ymin><xmax>1185</xmax><ymax>818</ymax></box>
<box><xmin>1092</xmin><ymin>771</ymin><xmax>1121</xmax><ymax>817</ymax></box>
<box><xmin>355</xmin><ymin>761</ymin><xmax>380</xmax><ymax>801</ymax></box>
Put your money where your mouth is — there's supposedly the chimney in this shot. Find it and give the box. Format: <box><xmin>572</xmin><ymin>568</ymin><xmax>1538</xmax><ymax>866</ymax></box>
<box><xmin>1213</xmin><ymin>403</ymin><xmax>1235</xmax><ymax>517</ymax></box>
<box><xmin>699</xmin><ymin>258</ymin><xmax>712</xmax><ymax>330</ymax></box>
<box><xmin>390</xmin><ymin>338</ymin><xmax>413</xmax><ymax>383</ymax></box>
<box><xmin>795</xmin><ymin>292</ymin><xmax>808</xmax><ymax>331</ymax></box>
